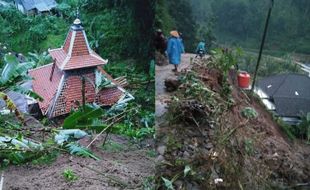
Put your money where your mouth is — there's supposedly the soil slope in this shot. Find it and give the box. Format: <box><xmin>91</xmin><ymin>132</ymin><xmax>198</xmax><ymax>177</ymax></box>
<box><xmin>155</xmin><ymin>54</ymin><xmax>310</xmax><ymax>189</ymax></box>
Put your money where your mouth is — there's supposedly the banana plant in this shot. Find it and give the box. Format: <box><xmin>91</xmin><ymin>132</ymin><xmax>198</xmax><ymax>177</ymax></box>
<box><xmin>298</xmin><ymin>113</ymin><xmax>310</xmax><ymax>142</ymax></box>
<box><xmin>0</xmin><ymin>54</ymin><xmax>43</xmax><ymax>121</ymax></box>
<box><xmin>27</xmin><ymin>50</ymin><xmax>52</xmax><ymax>67</ymax></box>
<box><xmin>0</xmin><ymin>54</ymin><xmax>42</xmax><ymax>99</ymax></box>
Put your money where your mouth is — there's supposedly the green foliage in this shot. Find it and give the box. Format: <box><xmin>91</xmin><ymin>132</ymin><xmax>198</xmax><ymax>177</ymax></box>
<box><xmin>31</xmin><ymin>151</ymin><xmax>59</xmax><ymax>165</ymax></box>
<box><xmin>294</xmin><ymin>113</ymin><xmax>310</xmax><ymax>141</ymax></box>
<box><xmin>112</xmin><ymin>122</ymin><xmax>154</xmax><ymax>140</ymax></box>
<box><xmin>66</xmin><ymin>142</ymin><xmax>100</xmax><ymax>160</ymax></box>
<box><xmin>238</xmin><ymin>52</ymin><xmax>302</xmax><ymax>78</ymax></box>
<box><xmin>156</xmin><ymin>0</ymin><xmax>197</xmax><ymax>51</ymax></box>
<box><xmin>241</xmin><ymin>107</ymin><xmax>258</xmax><ymax>119</ymax></box>
<box><xmin>161</xmin><ymin>177</ymin><xmax>174</xmax><ymax>190</ymax></box>
<box><xmin>142</xmin><ymin>176</ymin><xmax>156</xmax><ymax>190</ymax></box>
<box><xmin>63</xmin><ymin>104</ymin><xmax>106</xmax><ymax>131</ymax></box>
<box><xmin>0</xmin><ymin>7</ymin><xmax>68</xmax><ymax>53</ymax></box>
<box><xmin>0</xmin><ymin>54</ymin><xmax>43</xmax><ymax>101</ymax></box>
<box><xmin>211</xmin><ymin>48</ymin><xmax>243</xmax><ymax>75</ymax></box>
<box><xmin>63</xmin><ymin>169</ymin><xmax>79</xmax><ymax>181</ymax></box>
<box><xmin>275</xmin><ymin>117</ymin><xmax>296</xmax><ymax>140</ymax></box>
<box><xmin>27</xmin><ymin>51</ymin><xmax>52</xmax><ymax>67</ymax></box>
<box><xmin>244</xmin><ymin>139</ymin><xmax>254</xmax><ymax>155</ymax></box>
<box><xmin>102</xmin><ymin>140</ymin><xmax>124</xmax><ymax>153</ymax></box>
<box><xmin>0</xmin><ymin>117</ymin><xmax>54</xmax><ymax>167</ymax></box>
<box><xmin>0</xmin><ymin>54</ymin><xmax>34</xmax><ymax>88</ymax></box>
<box><xmin>190</xmin><ymin>0</ymin><xmax>310</xmax><ymax>54</ymax></box>
<box><xmin>146</xmin><ymin>150</ymin><xmax>157</xmax><ymax>158</ymax></box>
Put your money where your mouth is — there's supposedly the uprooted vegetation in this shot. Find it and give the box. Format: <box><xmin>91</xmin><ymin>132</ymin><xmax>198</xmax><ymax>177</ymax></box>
<box><xmin>0</xmin><ymin>55</ymin><xmax>155</xmax><ymax>188</ymax></box>
<box><xmin>156</xmin><ymin>50</ymin><xmax>310</xmax><ymax>189</ymax></box>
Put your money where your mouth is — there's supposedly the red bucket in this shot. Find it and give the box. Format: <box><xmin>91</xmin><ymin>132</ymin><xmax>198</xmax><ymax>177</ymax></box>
<box><xmin>238</xmin><ymin>71</ymin><xmax>250</xmax><ymax>88</ymax></box>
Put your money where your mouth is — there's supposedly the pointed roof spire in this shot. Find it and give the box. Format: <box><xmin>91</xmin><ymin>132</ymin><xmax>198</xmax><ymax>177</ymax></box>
<box><xmin>48</xmin><ymin>12</ymin><xmax>108</xmax><ymax>71</ymax></box>
<box><xmin>72</xmin><ymin>8</ymin><xmax>83</xmax><ymax>31</ymax></box>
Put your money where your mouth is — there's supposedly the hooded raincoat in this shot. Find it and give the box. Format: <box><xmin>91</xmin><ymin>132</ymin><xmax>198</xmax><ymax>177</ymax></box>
<box><xmin>167</xmin><ymin>36</ymin><xmax>184</xmax><ymax>65</ymax></box>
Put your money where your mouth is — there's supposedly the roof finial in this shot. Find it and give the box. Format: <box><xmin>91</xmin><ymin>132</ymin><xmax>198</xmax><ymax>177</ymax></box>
<box><xmin>76</xmin><ymin>7</ymin><xmax>80</xmax><ymax>19</ymax></box>
<box><xmin>73</xmin><ymin>7</ymin><xmax>81</xmax><ymax>25</ymax></box>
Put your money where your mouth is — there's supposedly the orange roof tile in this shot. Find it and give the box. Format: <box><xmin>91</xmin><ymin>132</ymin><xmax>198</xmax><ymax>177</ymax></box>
<box><xmin>29</xmin><ymin>18</ymin><xmax>128</xmax><ymax>118</ymax></box>
<box><xmin>63</xmin><ymin>31</ymin><xmax>72</xmax><ymax>53</ymax></box>
<box><xmin>49</xmin><ymin>48</ymin><xmax>107</xmax><ymax>70</ymax></box>
<box><xmin>29</xmin><ymin>64</ymin><xmax>63</xmax><ymax>114</ymax></box>
<box><xmin>97</xmin><ymin>87</ymin><xmax>123</xmax><ymax>106</ymax></box>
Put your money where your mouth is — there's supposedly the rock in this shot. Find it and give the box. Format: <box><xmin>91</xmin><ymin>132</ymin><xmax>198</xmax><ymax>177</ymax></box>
<box><xmin>165</xmin><ymin>78</ymin><xmax>181</xmax><ymax>92</ymax></box>
<box><xmin>183</xmin><ymin>151</ymin><xmax>190</xmax><ymax>158</ymax></box>
<box><xmin>174</xmin><ymin>180</ymin><xmax>183</xmax><ymax>188</ymax></box>
<box><xmin>205</xmin><ymin>143</ymin><xmax>213</xmax><ymax>150</ymax></box>
<box><xmin>156</xmin><ymin>155</ymin><xmax>165</xmax><ymax>163</ymax></box>
<box><xmin>186</xmin><ymin>182</ymin><xmax>200</xmax><ymax>190</ymax></box>
<box><xmin>157</xmin><ymin>145</ymin><xmax>166</xmax><ymax>155</ymax></box>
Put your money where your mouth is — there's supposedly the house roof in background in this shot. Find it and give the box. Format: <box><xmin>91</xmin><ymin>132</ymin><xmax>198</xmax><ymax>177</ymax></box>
<box><xmin>258</xmin><ymin>73</ymin><xmax>310</xmax><ymax>117</ymax></box>
<box><xmin>19</xmin><ymin>0</ymin><xmax>57</xmax><ymax>11</ymax></box>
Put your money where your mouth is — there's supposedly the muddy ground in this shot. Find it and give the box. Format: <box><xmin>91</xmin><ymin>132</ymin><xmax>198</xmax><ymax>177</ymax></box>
<box><xmin>155</xmin><ymin>53</ymin><xmax>310</xmax><ymax>189</ymax></box>
<box><xmin>155</xmin><ymin>53</ymin><xmax>196</xmax><ymax>122</ymax></box>
<box><xmin>2</xmin><ymin>118</ymin><xmax>155</xmax><ymax>190</ymax></box>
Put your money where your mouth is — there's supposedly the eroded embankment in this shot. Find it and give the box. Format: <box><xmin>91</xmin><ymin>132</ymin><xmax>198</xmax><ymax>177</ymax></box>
<box><xmin>155</xmin><ymin>55</ymin><xmax>310</xmax><ymax>190</ymax></box>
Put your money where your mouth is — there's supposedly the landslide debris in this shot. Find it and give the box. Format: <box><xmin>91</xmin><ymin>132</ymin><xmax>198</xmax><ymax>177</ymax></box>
<box><xmin>156</xmin><ymin>54</ymin><xmax>310</xmax><ymax>190</ymax></box>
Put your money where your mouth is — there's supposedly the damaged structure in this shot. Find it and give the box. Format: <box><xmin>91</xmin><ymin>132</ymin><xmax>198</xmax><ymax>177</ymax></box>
<box><xmin>29</xmin><ymin>17</ymin><xmax>133</xmax><ymax>118</ymax></box>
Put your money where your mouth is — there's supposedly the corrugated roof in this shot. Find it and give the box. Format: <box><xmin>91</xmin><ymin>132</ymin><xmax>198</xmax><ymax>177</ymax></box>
<box><xmin>20</xmin><ymin>0</ymin><xmax>57</xmax><ymax>11</ymax></box>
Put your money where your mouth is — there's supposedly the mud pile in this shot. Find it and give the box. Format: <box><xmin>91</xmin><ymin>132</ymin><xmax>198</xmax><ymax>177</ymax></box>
<box><xmin>156</xmin><ymin>58</ymin><xmax>310</xmax><ymax>189</ymax></box>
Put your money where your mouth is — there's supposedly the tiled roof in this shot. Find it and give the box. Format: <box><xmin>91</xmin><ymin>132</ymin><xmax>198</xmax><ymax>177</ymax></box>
<box><xmin>258</xmin><ymin>73</ymin><xmax>310</xmax><ymax>117</ymax></box>
<box><xmin>49</xmin><ymin>25</ymin><xmax>107</xmax><ymax>71</ymax></box>
<box><xmin>49</xmin><ymin>48</ymin><xmax>107</xmax><ymax>70</ymax></box>
<box><xmin>50</xmin><ymin>70</ymin><xmax>124</xmax><ymax>117</ymax></box>
<box><xmin>63</xmin><ymin>31</ymin><xmax>72</xmax><ymax>53</ymax></box>
<box><xmin>97</xmin><ymin>87</ymin><xmax>123</xmax><ymax>106</ymax></box>
<box><xmin>274</xmin><ymin>97</ymin><xmax>310</xmax><ymax>117</ymax></box>
<box><xmin>29</xmin><ymin>63</ymin><xmax>63</xmax><ymax>114</ymax></box>
<box><xmin>29</xmin><ymin>18</ymin><xmax>129</xmax><ymax>118</ymax></box>
<box><xmin>71</xmin><ymin>31</ymin><xmax>89</xmax><ymax>56</ymax></box>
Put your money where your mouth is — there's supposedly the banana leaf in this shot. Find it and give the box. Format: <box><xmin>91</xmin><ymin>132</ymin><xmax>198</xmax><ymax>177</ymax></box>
<box><xmin>10</xmin><ymin>85</ymin><xmax>43</xmax><ymax>101</ymax></box>
<box><xmin>63</xmin><ymin>104</ymin><xmax>105</xmax><ymax>129</ymax></box>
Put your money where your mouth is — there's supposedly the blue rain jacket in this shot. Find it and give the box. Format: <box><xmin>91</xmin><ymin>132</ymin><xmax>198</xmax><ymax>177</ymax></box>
<box><xmin>167</xmin><ymin>37</ymin><xmax>184</xmax><ymax>65</ymax></box>
<box><xmin>196</xmin><ymin>42</ymin><xmax>206</xmax><ymax>53</ymax></box>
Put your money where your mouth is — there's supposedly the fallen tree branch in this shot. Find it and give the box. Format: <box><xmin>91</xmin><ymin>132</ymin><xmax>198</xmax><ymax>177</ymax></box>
<box><xmin>288</xmin><ymin>182</ymin><xmax>310</xmax><ymax>189</ymax></box>
<box><xmin>77</xmin><ymin>162</ymin><xmax>129</xmax><ymax>188</ymax></box>
<box><xmin>86</xmin><ymin>115</ymin><xmax>125</xmax><ymax>148</ymax></box>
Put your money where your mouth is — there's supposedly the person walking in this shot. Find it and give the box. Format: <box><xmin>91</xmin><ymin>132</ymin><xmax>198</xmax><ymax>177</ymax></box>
<box><xmin>195</xmin><ymin>40</ymin><xmax>206</xmax><ymax>58</ymax></box>
<box><xmin>167</xmin><ymin>30</ymin><xmax>184</xmax><ymax>72</ymax></box>
<box><xmin>154</xmin><ymin>29</ymin><xmax>167</xmax><ymax>55</ymax></box>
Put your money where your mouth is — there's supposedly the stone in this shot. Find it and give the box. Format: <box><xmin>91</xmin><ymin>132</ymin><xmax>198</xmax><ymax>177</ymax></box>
<box><xmin>155</xmin><ymin>155</ymin><xmax>165</xmax><ymax>163</ymax></box>
<box><xmin>183</xmin><ymin>151</ymin><xmax>190</xmax><ymax>158</ymax></box>
<box><xmin>157</xmin><ymin>145</ymin><xmax>166</xmax><ymax>155</ymax></box>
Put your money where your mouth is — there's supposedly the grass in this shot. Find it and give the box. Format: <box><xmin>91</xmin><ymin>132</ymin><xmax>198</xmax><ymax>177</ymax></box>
<box><xmin>63</xmin><ymin>168</ymin><xmax>78</xmax><ymax>182</ymax></box>
<box><xmin>102</xmin><ymin>140</ymin><xmax>125</xmax><ymax>153</ymax></box>
<box><xmin>38</xmin><ymin>34</ymin><xmax>66</xmax><ymax>52</ymax></box>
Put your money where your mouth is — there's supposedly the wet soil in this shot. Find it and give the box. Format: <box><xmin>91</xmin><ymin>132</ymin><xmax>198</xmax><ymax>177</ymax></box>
<box><xmin>2</xmin><ymin>117</ymin><xmax>155</xmax><ymax>190</ymax></box>
<box><xmin>155</xmin><ymin>54</ymin><xmax>310</xmax><ymax>189</ymax></box>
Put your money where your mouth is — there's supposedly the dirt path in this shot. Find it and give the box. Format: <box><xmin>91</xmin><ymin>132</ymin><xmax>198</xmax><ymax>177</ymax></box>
<box><xmin>155</xmin><ymin>53</ymin><xmax>196</xmax><ymax>124</ymax></box>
